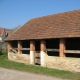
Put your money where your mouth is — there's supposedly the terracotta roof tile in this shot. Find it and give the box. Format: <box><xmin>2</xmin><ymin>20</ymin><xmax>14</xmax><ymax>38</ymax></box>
<box><xmin>6</xmin><ymin>9</ymin><xmax>80</xmax><ymax>41</ymax></box>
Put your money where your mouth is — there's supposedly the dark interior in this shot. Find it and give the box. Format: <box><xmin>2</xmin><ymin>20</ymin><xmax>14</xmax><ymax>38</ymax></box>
<box><xmin>22</xmin><ymin>40</ymin><xmax>30</xmax><ymax>48</ymax></box>
<box><xmin>11</xmin><ymin>41</ymin><xmax>17</xmax><ymax>48</ymax></box>
<box><xmin>46</xmin><ymin>39</ymin><xmax>59</xmax><ymax>56</ymax></box>
<box><xmin>66</xmin><ymin>38</ymin><xmax>80</xmax><ymax>58</ymax></box>
<box><xmin>22</xmin><ymin>40</ymin><xmax>30</xmax><ymax>54</ymax></box>
<box><xmin>35</xmin><ymin>40</ymin><xmax>40</xmax><ymax>51</ymax></box>
<box><xmin>10</xmin><ymin>38</ymin><xmax>80</xmax><ymax>58</ymax></box>
<box><xmin>66</xmin><ymin>38</ymin><xmax>80</xmax><ymax>50</ymax></box>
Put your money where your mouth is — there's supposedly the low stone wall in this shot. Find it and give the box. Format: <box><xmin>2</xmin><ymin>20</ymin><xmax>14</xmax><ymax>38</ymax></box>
<box><xmin>44</xmin><ymin>53</ymin><xmax>80</xmax><ymax>72</ymax></box>
<box><xmin>8</xmin><ymin>51</ymin><xmax>80</xmax><ymax>72</ymax></box>
<box><xmin>8</xmin><ymin>52</ymin><xmax>30</xmax><ymax>64</ymax></box>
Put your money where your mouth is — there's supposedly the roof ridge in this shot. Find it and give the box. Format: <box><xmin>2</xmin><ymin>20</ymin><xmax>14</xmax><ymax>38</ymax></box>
<box><xmin>30</xmin><ymin>9</ymin><xmax>80</xmax><ymax>20</ymax></box>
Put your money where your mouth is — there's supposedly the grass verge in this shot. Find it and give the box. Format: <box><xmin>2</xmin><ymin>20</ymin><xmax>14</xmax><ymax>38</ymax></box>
<box><xmin>0</xmin><ymin>50</ymin><xmax>80</xmax><ymax>80</ymax></box>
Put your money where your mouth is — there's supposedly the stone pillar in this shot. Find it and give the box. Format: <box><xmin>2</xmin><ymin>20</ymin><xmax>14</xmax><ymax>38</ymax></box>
<box><xmin>18</xmin><ymin>41</ymin><xmax>22</xmax><ymax>54</ymax></box>
<box><xmin>8</xmin><ymin>42</ymin><xmax>12</xmax><ymax>52</ymax></box>
<box><xmin>30</xmin><ymin>41</ymin><xmax>35</xmax><ymax>65</ymax></box>
<box><xmin>59</xmin><ymin>38</ymin><xmax>66</xmax><ymax>57</ymax></box>
<box><xmin>40</xmin><ymin>40</ymin><xmax>46</xmax><ymax>66</ymax></box>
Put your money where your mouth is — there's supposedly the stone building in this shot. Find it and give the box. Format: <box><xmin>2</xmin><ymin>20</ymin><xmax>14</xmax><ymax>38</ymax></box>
<box><xmin>0</xmin><ymin>28</ymin><xmax>7</xmax><ymax>50</ymax></box>
<box><xmin>6</xmin><ymin>9</ymin><xmax>80</xmax><ymax>72</ymax></box>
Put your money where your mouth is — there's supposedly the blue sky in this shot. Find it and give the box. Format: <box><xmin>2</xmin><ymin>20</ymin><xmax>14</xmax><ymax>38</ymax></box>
<box><xmin>0</xmin><ymin>0</ymin><xmax>80</xmax><ymax>29</ymax></box>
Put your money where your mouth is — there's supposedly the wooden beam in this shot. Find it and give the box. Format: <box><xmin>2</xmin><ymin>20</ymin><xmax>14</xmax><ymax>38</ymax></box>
<box><xmin>13</xmin><ymin>48</ymin><xmax>17</xmax><ymax>50</ymax></box>
<box><xmin>64</xmin><ymin>50</ymin><xmax>80</xmax><ymax>54</ymax></box>
<box><xmin>21</xmin><ymin>48</ymin><xmax>30</xmax><ymax>50</ymax></box>
<box><xmin>46</xmin><ymin>49</ymin><xmax>59</xmax><ymax>52</ymax></box>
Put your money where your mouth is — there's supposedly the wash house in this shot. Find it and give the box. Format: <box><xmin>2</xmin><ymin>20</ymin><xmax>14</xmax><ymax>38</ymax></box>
<box><xmin>6</xmin><ymin>10</ymin><xmax>80</xmax><ymax>72</ymax></box>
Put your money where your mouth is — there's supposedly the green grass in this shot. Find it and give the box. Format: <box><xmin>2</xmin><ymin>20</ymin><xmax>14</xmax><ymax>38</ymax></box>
<box><xmin>0</xmin><ymin>50</ymin><xmax>80</xmax><ymax>80</ymax></box>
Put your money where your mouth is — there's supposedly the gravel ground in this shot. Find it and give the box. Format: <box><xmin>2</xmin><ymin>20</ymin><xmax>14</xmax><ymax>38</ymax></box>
<box><xmin>0</xmin><ymin>67</ymin><xmax>64</xmax><ymax>80</ymax></box>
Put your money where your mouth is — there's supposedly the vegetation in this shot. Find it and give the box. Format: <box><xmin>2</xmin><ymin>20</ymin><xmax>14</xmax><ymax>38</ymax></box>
<box><xmin>0</xmin><ymin>50</ymin><xmax>80</xmax><ymax>80</ymax></box>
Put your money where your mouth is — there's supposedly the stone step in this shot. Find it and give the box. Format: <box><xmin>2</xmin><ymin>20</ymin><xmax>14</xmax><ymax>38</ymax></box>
<box><xmin>35</xmin><ymin>58</ymin><xmax>40</xmax><ymax>64</ymax></box>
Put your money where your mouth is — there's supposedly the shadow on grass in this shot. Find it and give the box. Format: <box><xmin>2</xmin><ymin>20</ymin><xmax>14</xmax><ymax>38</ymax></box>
<box><xmin>0</xmin><ymin>49</ymin><xmax>7</xmax><ymax>56</ymax></box>
<box><xmin>0</xmin><ymin>51</ymin><xmax>3</xmax><ymax>55</ymax></box>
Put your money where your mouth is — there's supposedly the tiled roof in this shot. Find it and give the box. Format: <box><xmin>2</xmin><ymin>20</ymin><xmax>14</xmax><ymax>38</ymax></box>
<box><xmin>6</xmin><ymin>9</ymin><xmax>80</xmax><ymax>41</ymax></box>
<box><xmin>0</xmin><ymin>28</ymin><xmax>4</xmax><ymax>36</ymax></box>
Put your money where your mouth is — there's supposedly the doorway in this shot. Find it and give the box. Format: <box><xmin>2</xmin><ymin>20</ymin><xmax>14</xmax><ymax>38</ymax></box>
<box><xmin>35</xmin><ymin>41</ymin><xmax>40</xmax><ymax>65</ymax></box>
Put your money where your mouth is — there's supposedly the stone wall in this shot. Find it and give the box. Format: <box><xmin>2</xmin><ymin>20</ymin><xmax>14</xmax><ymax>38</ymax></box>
<box><xmin>44</xmin><ymin>52</ymin><xmax>80</xmax><ymax>72</ymax></box>
<box><xmin>8</xmin><ymin>51</ymin><xmax>80</xmax><ymax>72</ymax></box>
<box><xmin>0</xmin><ymin>42</ymin><xmax>7</xmax><ymax>50</ymax></box>
<box><xmin>8</xmin><ymin>52</ymin><xmax>30</xmax><ymax>64</ymax></box>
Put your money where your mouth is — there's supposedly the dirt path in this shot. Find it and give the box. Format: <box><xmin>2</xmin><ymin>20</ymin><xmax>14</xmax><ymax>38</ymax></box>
<box><xmin>0</xmin><ymin>67</ymin><xmax>64</xmax><ymax>80</ymax></box>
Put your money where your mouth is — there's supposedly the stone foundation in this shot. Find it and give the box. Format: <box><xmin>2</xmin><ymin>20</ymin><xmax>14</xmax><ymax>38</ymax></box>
<box><xmin>44</xmin><ymin>53</ymin><xmax>80</xmax><ymax>72</ymax></box>
<box><xmin>8</xmin><ymin>52</ymin><xmax>30</xmax><ymax>64</ymax></box>
<box><xmin>8</xmin><ymin>51</ymin><xmax>80</xmax><ymax>72</ymax></box>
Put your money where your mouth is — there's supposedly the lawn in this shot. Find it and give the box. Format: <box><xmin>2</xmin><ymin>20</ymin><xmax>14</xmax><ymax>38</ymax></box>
<box><xmin>0</xmin><ymin>50</ymin><xmax>80</xmax><ymax>80</ymax></box>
